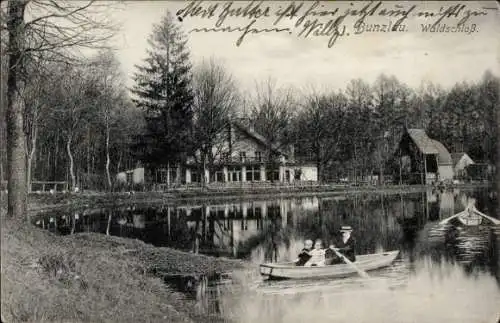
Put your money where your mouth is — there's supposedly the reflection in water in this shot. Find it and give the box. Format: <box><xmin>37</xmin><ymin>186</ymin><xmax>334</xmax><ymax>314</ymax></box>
<box><xmin>219</xmin><ymin>257</ymin><xmax>500</xmax><ymax>323</ymax></box>
<box><xmin>34</xmin><ymin>188</ymin><xmax>500</xmax><ymax>322</ymax></box>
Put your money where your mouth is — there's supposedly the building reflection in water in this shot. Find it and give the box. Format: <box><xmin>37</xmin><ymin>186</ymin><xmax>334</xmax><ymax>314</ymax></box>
<box><xmin>33</xmin><ymin>189</ymin><xmax>498</xmax><ymax>282</ymax></box>
<box><xmin>178</xmin><ymin>197</ymin><xmax>321</xmax><ymax>259</ymax></box>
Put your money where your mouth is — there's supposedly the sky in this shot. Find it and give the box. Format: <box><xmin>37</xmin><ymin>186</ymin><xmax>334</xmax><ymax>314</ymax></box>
<box><xmin>106</xmin><ymin>0</ymin><xmax>499</xmax><ymax>93</ymax></box>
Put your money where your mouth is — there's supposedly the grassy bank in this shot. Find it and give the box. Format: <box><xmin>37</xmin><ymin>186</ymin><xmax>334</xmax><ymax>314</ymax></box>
<box><xmin>1</xmin><ymin>209</ymin><xmax>246</xmax><ymax>323</ymax></box>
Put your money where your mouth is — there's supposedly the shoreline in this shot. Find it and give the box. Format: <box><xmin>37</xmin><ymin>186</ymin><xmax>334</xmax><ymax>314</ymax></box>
<box><xmin>26</xmin><ymin>182</ymin><xmax>492</xmax><ymax>214</ymax></box>
<box><xmin>1</xmin><ymin>209</ymin><xmax>247</xmax><ymax>323</ymax></box>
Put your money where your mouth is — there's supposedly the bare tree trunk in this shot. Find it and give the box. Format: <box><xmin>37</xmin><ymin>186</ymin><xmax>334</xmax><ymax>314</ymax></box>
<box><xmin>54</xmin><ymin>134</ymin><xmax>59</xmax><ymax>180</ymax></box>
<box><xmin>315</xmin><ymin>144</ymin><xmax>321</xmax><ymax>182</ymax></box>
<box><xmin>91</xmin><ymin>149</ymin><xmax>95</xmax><ymax>177</ymax></box>
<box><xmin>106</xmin><ymin>210</ymin><xmax>112</xmax><ymax>235</ymax></box>
<box><xmin>40</xmin><ymin>146</ymin><xmax>45</xmax><ymax>181</ymax></box>
<box><xmin>26</xmin><ymin>123</ymin><xmax>37</xmax><ymax>193</ymax></box>
<box><xmin>66</xmin><ymin>135</ymin><xmax>76</xmax><ymax>190</ymax></box>
<box><xmin>87</xmin><ymin>126</ymin><xmax>91</xmax><ymax>174</ymax></box>
<box><xmin>71</xmin><ymin>213</ymin><xmax>76</xmax><ymax>235</ymax></box>
<box><xmin>117</xmin><ymin>149</ymin><xmax>122</xmax><ymax>174</ymax></box>
<box><xmin>6</xmin><ymin>0</ymin><xmax>29</xmax><ymax>218</ymax></box>
<box><xmin>353</xmin><ymin>145</ymin><xmax>358</xmax><ymax>185</ymax></box>
<box><xmin>0</xmin><ymin>125</ymin><xmax>5</xmax><ymax>186</ymax></box>
<box><xmin>0</xmin><ymin>157</ymin><xmax>3</xmax><ymax>183</ymax></box>
<box><xmin>86</xmin><ymin>126</ymin><xmax>90</xmax><ymax>189</ymax></box>
<box><xmin>202</xmin><ymin>153</ymin><xmax>208</xmax><ymax>187</ymax></box>
<box><xmin>167</xmin><ymin>161</ymin><xmax>170</xmax><ymax>188</ymax></box>
<box><xmin>105</xmin><ymin>120</ymin><xmax>112</xmax><ymax>190</ymax></box>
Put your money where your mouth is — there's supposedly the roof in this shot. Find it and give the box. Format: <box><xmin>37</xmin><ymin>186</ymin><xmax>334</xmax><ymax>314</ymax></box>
<box><xmin>232</xmin><ymin>122</ymin><xmax>286</xmax><ymax>156</ymax></box>
<box><xmin>430</xmin><ymin>140</ymin><xmax>452</xmax><ymax>165</ymax></box>
<box><xmin>451</xmin><ymin>153</ymin><xmax>464</xmax><ymax>164</ymax></box>
<box><xmin>450</xmin><ymin>152</ymin><xmax>474</xmax><ymax>165</ymax></box>
<box><xmin>404</xmin><ymin>129</ymin><xmax>453</xmax><ymax>165</ymax></box>
<box><xmin>407</xmin><ymin>129</ymin><xmax>438</xmax><ymax>154</ymax></box>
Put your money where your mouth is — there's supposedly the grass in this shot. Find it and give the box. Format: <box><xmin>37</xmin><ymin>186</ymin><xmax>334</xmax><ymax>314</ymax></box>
<box><xmin>1</xmin><ymin>208</ymin><xmax>245</xmax><ymax>323</ymax></box>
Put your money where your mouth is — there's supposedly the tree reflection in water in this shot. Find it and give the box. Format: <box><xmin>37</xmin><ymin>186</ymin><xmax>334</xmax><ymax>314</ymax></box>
<box><xmin>32</xmin><ymin>188</ymin><xmax>499</xmax><ymax>291</ymax></box>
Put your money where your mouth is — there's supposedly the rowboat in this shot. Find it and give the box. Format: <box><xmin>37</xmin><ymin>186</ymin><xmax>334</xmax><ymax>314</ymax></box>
<box><xmin>457</xmin><ymin>209</ymin><xmax>483</xmax><ymax>226</ymax></box>
<box><xmin>259</xmin><ymin>250</ymin><xmax>400</xmax><ymax>280</ymax></box>
<box><xmin>439</xmin><ymin>206</ymin><xmax>500</xmax><ymax>226</ymax></box>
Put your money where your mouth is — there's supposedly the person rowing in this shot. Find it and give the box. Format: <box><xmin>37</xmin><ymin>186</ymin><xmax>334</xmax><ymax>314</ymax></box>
<box><xmin>326</xmin><ymin>226</ymin><xmax>356</xmax><ymax>265</ymax></box>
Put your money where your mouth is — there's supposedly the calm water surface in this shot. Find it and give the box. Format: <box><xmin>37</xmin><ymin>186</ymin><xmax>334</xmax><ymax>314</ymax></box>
<box><xmin>34</xmin><ymin>188</ymin><xmax>500</xmax><ymax>323</ymax></box>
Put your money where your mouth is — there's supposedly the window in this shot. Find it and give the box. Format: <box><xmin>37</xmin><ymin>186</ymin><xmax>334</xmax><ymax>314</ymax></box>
<box><xmin>255</xmin><ymin>206</ymin><xmax>262</xmax><ymax>229</ymax></box>
<box><xmin>227</xmin><ymin>167</ymin><xmax>241</xmax><ymax>182</ymax></box>
<box><xmin>241</xmin><ymin>219</ymin><xmax>248</xmax><ymax>230</ymax></box>
<box><xmin>267</xmin><ymin>205</ymin><xmax>281</xmax><ymax>218</ymax></box>
<box><xmin>254</xmin><ymin>206</ymin><xmax>262</xmax><ymax>218</ymax></box>
<box><xmin>255</xmin><ymin>151</ymin><xmax>262</xmax><ymax>162</ymax></box>
<box><xmin>239</xmin><ymin>151</ymin><xmax>246</xmax><ymax>162</ymax></box>
<box><xmin>213</xmin><ymin>168</ymin><xmax>224</xmax><ymax>182</ymax></box>
<box><xmin>191</xmin><ymin>171</ymin><xmax>202</xmax><ymax>183</ymax></box>
<box><xmin>246</xmin><ymin>166</ymin><xmax>261</xmax><ymax>181</ymax></box>
<box><xmin>266</xmin><ymin>168</ymin><xmax>280</xmax><ymax>181</ymax></box>
<box><xmin>159</xmin><ymin>168</ymin><xmax>177</xmax><ymax>183</ymax></box>
<box><xmin>170</xmin><ymin>169</ymin><xmax>177</xmax><ymax>182</ymax></box>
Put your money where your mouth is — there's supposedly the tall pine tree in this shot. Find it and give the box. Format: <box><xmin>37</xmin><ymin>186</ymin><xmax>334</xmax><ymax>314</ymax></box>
<box><xmin>132</xmin><ymin>11</ymin><xmax>193</xmax><ymax>169</ymax></box>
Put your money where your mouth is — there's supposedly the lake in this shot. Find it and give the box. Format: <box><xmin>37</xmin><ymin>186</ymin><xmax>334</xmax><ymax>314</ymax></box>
<box><xmin>34</xmin><ymin>187</ymin><xmax>500</xmax><ymax>323</ymax></box>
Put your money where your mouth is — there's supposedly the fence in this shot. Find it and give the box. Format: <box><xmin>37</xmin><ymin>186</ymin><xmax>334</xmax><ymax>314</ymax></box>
<box><xmin>148</xmin><ymin>181</ymin><xmax>322</xmax><ymax>191</ymax></box>
<box><xmin>30</xmin><ymin>181</ymin><xmax>68</xmax><ymax>192</ymax></box>
<box><xmin>142</xmin><ymin>181</ymin><xmax>371</xmax><ymax>193</ymax></box>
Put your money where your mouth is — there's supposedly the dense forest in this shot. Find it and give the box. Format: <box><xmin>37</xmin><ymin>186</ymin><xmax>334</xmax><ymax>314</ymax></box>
<box><xmin>1</xmin><ymin>10</ymin><xmax>498</xmax><ymax>193</ymax></box>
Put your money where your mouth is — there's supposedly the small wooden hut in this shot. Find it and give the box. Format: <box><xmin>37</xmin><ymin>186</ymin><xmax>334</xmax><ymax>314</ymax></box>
<box><xmin>394</xmin><ymin>129</ymin><xmax>453</xmax><ymax>184</ymax></box>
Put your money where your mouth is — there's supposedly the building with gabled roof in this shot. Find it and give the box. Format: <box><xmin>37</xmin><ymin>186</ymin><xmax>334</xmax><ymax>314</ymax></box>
<box><xmin>117</xmin><ymin>121</ymin><xmax>318</xmax><ymax>188</ymax></box>
<box><xmin>394</xmin><ymin>128</ymin><xmax>454</xmax><ymax>184</ymax></box>
<box><xmin>181</xmin><ymin>120</ymin><xmax>317</xmax><ymax>184</ymax></box>
<box><xmin>146</xmin><ymin>120</ymin><xmax>315</xmax><ymax>186</ymax></box>
<box><xmin>450</xmin><ymin>152</ymin><xmax>474</xmax><ymax>178</ymax></box>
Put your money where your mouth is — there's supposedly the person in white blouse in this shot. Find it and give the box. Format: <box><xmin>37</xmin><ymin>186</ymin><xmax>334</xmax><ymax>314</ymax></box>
<box><xmin>304</xmin><ymin>239</ymin><xmax>326</xmax><ymax>267</ymax></box>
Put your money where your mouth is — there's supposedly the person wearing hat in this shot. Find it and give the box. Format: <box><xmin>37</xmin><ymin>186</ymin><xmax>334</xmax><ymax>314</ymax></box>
<box><xmin>328</xmin><ymin>226</ymin><xmax>356</xmax><ymax>263</ymax></box>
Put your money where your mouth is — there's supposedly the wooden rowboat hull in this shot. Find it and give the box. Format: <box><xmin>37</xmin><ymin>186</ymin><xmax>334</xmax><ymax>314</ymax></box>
<box><xmin>440</xmin><ymin>206</ymin><xmax>500</xmax><ymax>226</ymax></box>
<box><xmin>260</xmin><ymin>250</ymin><xmax>400</xmax><ymax>280</ymax></box>
<box><xmin>456</xmin><ymin>209</ymin><xmax>484</xmax><ymax>226</ymax></box>
<box><xmin>457</xmin><ymin>214</ymin><xmax>483</xmax><ymax>226</ymax></box>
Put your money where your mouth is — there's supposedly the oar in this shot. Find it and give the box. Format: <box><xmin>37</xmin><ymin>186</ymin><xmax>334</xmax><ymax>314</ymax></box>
<box><xmin>439</xmin><ymin>209</ymin><xmax>468</xmax><ymax>225</ymax></box>
<box><xmin>439</xmin><ymin>201</ymin><xmax>474</xmax><ymax>225</ymax></box>
<box><xmin>471</xmin><ymin>206</ymin><xmax>500</xmax><ymax>225</ymax></box>
<box><xmin>332</xmin><ymin>248</ymin><xmax>370</xmax><ymax>278</ymax></box>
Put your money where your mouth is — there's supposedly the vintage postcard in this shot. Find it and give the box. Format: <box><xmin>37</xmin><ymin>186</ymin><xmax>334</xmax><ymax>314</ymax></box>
<box><xmin>1</xmin><ymin>1</ymin><xmax>499</xmax><ymax>322</ymax></box>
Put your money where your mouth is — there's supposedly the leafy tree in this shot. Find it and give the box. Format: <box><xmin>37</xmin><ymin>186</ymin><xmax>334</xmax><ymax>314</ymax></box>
<box><xmin>474</xmin><ymin>71</ymin><xmax>498</xmax><ymax>163</ymax></box>
<box><xmin>131</xmin><ymin>11</ymin><xmax>194</xmax><ymax>173</ymax></box>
